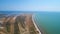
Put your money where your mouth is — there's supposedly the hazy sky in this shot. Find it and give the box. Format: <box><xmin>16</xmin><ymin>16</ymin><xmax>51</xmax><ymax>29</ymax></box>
<box><xmin>0</xmin><ymin>0</ymin><xmax>60</xmax><ymax>11</ymax></box>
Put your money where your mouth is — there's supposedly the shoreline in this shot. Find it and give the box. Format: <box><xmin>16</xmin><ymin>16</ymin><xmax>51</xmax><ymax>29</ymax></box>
<box><xmin>32</xmin><ymin>14</ymin><xmax>41</xmax><ymax>34</ymax></box>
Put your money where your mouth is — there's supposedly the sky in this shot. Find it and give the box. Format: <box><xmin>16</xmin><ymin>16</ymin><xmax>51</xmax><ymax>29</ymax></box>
<box><xmin>0</xmin><ymin>0</ymin><xmax>60</xmax><ymax>11</ymax></box>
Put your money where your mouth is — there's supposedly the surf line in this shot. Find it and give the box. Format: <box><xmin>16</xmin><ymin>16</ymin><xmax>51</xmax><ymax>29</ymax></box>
<box><xmin>32</xmin><ymin>14</ymin><xmax>41</xmax><ymax>34</ymax></box>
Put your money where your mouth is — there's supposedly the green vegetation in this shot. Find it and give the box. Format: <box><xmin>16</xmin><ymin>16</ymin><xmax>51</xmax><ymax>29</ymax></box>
<box><xmin>6</xmin><ymin>22</ymin><xmax>10</xmax><ymax>32</ymax></box>
<box><xmin>14</xmin><ymin>22</ymin><xmax>20</xmax><ymax>34</ymax></box>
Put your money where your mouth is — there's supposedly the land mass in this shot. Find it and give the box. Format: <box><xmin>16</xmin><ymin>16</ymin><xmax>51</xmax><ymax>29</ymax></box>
<box><xmin>0</xmin><ymin>14</ymin><xmax>41</xmax><ymax>34</ymax></box>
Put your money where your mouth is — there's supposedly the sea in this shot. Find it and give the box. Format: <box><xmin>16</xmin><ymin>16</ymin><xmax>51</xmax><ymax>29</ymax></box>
<box><xmin>33</xmin><ymin>12</ymin><xmax>60</xmax><ymax>34</ymax></box>
<box><xmin>0</xmin><ymin>11</ymin><xmax>60</xmax><ymax>34</ymax></box>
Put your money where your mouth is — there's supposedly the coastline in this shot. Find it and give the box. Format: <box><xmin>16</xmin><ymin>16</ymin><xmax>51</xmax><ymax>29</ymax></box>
<box><xmin>32</xmin><ymin>14</ymin><xmax>41</xmax><ymax>34</ymax></box>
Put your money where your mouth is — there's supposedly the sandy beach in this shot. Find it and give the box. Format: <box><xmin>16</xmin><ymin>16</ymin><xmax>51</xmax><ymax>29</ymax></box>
<box><xmin>32</xmin><ymin>14</ymin><xmax>41</xmax><ymax>34</ymax></box>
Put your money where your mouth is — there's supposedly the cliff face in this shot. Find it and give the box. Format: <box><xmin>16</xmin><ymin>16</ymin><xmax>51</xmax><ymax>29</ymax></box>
<box><xmin>0</xmin><ymin>14</ymin><xmax>39</xmax><ymax>34</ymax></box>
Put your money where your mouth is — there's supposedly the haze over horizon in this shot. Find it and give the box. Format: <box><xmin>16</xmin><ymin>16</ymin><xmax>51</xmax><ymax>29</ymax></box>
<box><xmin>0</xmin><ymin>0</ymin><xmax>60</xmax><ymax>11</ymax></box>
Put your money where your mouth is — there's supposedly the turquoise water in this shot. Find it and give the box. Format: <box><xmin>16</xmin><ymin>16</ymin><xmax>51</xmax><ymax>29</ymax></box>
<box><xmin>34</xmin><ymin>12</ymin><xmax>60</xmax><ymax>34</ymax></box>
